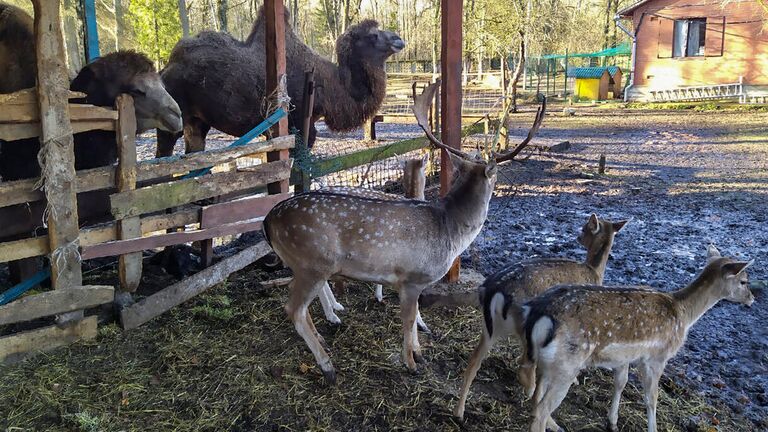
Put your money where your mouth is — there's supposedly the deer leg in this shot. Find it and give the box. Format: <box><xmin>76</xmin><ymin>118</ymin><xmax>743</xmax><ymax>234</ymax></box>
<box><xmin>608</xmin><ymin>364</ymin><xmax>629</xmax><ymax>432</ymax></box>
<box><xmin>638</xmin><ymin>360</ymin><xmax>664</xmax><ymax>432</ymax></box>
<box><xmin>415</xmin><ymin>308</ymin><xmax>431</xmax><ymax>333</ymax></box>
<box><xmin>530</xmin><ymin>362</ymin><xmax>571</xmax><ymax>432</ymax></box>
<box><xmin>317</xmin><ymin>282</ymin><xmax>342</xmax><ymax>324</ymax></box>
<box><xmin>374</xmin><ymin>284</ymin><xmax>383</xmax><ymax>302</ymax></box>
<box><xmin>399</xmin><ymin>286</ymin><xmax>421</xmax><ymax>371</ymax></box>
<box><xmin>454</xmin><ymin>331</ymin><xmax>496</xmax><ymax>419</ymax></box>
<box><xmin>286</xmin><ymin>275</ymin><xmax>336</xmax><ymax>384</ymax></box>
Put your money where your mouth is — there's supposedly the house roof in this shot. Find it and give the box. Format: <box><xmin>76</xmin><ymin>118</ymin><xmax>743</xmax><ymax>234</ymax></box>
<box><xmin>617</xmin><ymin>0</ymin><xmax>654</xmax><ymax>17</ymax></box>
<box><xmin>567</xmin><ymin>66</ymin><xmax>620</xmax><ymax>79</ymax></box>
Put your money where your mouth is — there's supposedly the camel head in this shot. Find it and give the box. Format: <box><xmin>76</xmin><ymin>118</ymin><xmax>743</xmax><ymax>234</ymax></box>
<box><xmin>71</xmin><ymin>51</ymin><xmax>182</xmax><ymax>134</ymax></box>
<box><xmin>337</xmin><ymin>20</ymin><xmax>405</xmax><ymax>68</ymax></box>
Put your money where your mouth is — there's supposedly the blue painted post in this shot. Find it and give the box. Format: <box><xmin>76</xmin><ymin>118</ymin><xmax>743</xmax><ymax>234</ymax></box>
<box><xmin>83</xmin><ymin>0</ymin><xmax>100</xmax><ymax>61</ymax></box>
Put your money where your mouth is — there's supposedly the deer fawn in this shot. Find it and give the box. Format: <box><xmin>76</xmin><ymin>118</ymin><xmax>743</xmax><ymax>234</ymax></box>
<box><xmin>262</xmin><ymin>83</ymin><xmax>546</xmax><ymax>383</ymax></box>
<box><xmin>454</xmin><ymin>214</ymin><xmax>629</xmax><ymax>419</ymax></box>
<box><xmin>514</xmin><ymin>245</ymin><xmax>753</xmax><ymax>432</ymax></box>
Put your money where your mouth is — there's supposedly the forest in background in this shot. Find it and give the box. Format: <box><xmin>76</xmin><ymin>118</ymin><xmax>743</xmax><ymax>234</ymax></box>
<box><xmin>6</xmin><ymin>0</ymin><xmax>637</xmax><ymax>74</ymax></box>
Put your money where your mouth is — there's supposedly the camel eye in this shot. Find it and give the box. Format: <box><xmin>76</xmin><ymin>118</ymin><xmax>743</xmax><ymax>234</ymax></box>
<box><xmin>128</xmin><ymin>88</ymin><xmax>146</xmax><ymax>97</ymax></box>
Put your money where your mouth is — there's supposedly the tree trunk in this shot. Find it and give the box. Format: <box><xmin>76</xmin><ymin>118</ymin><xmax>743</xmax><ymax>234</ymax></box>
<box><xmin>218</xmin><ymin>0</ymin><xmax>228</xmax><ymax>33</ymax></box>
<box><xmin>62</xmin><ymin>0</ymin><xmax>83</xmax><ymax>75</ymax></box>
<box><xmin>431</xmin><ymin>0</ymin><xmax>440</xmax><ymax>74</ymax></box>
<box><xmin>511</xmin><ymin>35</ymin><xmax>525</xmax><ymax>112</ymax></box>
<box><xmin>603</xmin><ymin>0</ymin><xmax>612</xmax><ymax>49</ymax></box>
<box><xmin>115</xmin><ymin>0</ymin><xmax>124</xmax><ymax>49</ymax></box>
<box><xmin>178</xmin><ymin>0</ymin><xmax>190</xmax><ymax>37</ymax></box>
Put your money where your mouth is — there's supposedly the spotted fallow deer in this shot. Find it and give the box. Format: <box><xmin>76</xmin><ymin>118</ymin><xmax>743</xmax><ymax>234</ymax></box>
<box><xmin>262</xmin><ymin>82</ymin><xmax>546</xmax><ymax>383</ymax></box>
<box><xmin>454</xmin><ymin>214</ymin><xmax>629</xmax><ymax>419</ymax></box>
<box><xmin>510</xmin><ymin>245</ymin><xmax>753</xmax><ymax>432</ymax></box>
<box><xmin>315</xmin><ymin>155</ymin><xmax>430</xmax><ymax>332</ymax></box>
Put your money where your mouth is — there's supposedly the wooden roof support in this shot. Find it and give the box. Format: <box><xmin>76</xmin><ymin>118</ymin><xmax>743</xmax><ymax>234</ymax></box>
<box><xmin>31</xmin><ymin>0</ymin><xmax>83</xmax><ymax>323</ymax></box>
<box><xmin>440</xmin><ymin>0</ymin><xmax>463</xmax><ymax>283</ymax></box>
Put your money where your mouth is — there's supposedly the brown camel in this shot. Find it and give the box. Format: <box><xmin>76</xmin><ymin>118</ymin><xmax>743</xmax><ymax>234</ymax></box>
<box><xmin>0</xmin><ymin>49</ymin><xmax>182</xmax><ymax>181</ymax></box>
<box><xmin>157</xmin><ymin>8</ymin><xmax>404</xmax><ymax>156</ymax></box>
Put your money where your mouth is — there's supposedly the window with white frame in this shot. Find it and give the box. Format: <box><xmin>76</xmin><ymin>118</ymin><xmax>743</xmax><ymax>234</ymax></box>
<box><xmin>673</xmin><ymin>18</ymin><xmax>707</xmax><ymax>57</ymax></box>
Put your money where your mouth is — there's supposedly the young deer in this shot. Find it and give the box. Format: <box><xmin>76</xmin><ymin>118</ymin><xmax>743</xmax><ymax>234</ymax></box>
<box><xmin>454</xmin><ymin>214</ymin><xmax>629</xmax><ymax>419</ymax></box>
<box><xmin>514</xmin><ymin>245</ymin><xmax>753</xmax><ymax>432</ymax></box>
<box><xmin>262</xmin><ymin>83</ymin><xmax>545</xmax><ymax>383</ymax></box>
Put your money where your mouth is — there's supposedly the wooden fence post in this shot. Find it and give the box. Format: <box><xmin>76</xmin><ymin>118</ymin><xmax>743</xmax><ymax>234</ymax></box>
<box><xmin>265</xmin><ymin>0</ymin><xmax>290</xmax><ymax>196</ymax></box>
<box><xmin>32</xmin><ymin>0</ymin><xmax>83</xmax><ymax>323</ymax></box>
<box><xmin>295</xmin><ymin>70</ymin><xmax>315</xmax><ymax>193</ymax></box>
<box><xmin>441</xmin><ymin>0</ymin><xmax>463</xmax><ymax>283</ymax></box>
<box><xmin>116</xmin><ymin>94</ymin><xmax>142</xmax><ymax>294</ymax></box>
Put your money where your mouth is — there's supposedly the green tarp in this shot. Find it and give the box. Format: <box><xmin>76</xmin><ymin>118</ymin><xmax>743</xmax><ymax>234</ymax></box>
<box><xmin>541</xmin><ymin>42</ymin><xmax>631</xmax><ymax>60</ymax></box>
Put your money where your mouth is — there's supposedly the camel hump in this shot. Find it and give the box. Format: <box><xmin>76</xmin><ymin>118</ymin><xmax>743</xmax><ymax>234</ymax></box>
<box><xmin>0</xmin><ymin>3</ymin><xmax>33</xmax><ymax>35</ymax></box>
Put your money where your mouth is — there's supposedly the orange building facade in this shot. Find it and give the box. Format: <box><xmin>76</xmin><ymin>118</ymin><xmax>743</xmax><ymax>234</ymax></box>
<box><xmin>618</xmin><ymin>0</ymin><xmax>768</xmax><ymax>101</ymax></box>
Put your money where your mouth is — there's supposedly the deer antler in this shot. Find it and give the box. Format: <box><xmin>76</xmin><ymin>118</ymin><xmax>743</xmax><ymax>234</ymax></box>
<box><xmin>411</xmin><ymin>82</ymin><xmax>546</xmax><ymax>163</ymax></box>
<box><xmin>411</xmin><ymin>81</ymin><xmax>472</xmax><ymax>159</ymax></box>
<box><xmin>493</xmin><ymin>97</ymin><xmax>547</xmax><ymax>163</ymax></box>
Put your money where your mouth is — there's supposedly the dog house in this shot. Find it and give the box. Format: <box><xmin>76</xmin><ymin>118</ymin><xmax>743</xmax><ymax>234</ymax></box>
<box><xmin>569</xmin><ymin>66</ymin><xmax>623</xmax><ymax>100</ymax></box>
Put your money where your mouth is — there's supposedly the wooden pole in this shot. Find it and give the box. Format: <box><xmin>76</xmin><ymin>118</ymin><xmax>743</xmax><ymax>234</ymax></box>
<box><xmin>264</xmin><ymin>0</ymin><xmax>290</xmax><ymax>195</ymax></box>
<box><xmin>296</xmin><ymin>70</ymin><xmax>315</xmax><ymax>193</ymax></box>
<box><xmin>116</xmin><ymin>95</ymin><xmax>142</xmax><ymax>293</ymax></box>
<box><xmin>82</xmin><ymin>0</ymin><xmax>100</xmax><ymax>61</ymax></box>
<box><xmin>440</xmin><ymin>0</ymin><xmax>462</xmax><ymax>283</ymax></box>
<box><xmin>32</xmin><ymin>0</ymin><xmax>83</xmax><ymax>323</ymax></box>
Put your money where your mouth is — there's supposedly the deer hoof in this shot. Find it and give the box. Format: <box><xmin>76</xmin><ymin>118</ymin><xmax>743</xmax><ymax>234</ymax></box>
<box><xmin>606</xmin><ymin>421</ymin><xmax>619</xmax><ymax>432</ymax></box>
<box><xmin>414</xmin><ymin>351</ymin><xmax>426</xmax><ymax>364</ymax></box>
<box><xmin>322</xmin><ymin>368</ymin><xmax>337</xmax><ymax>385</ymax></box>
<box><xmin>416</xmin><ymin>320</ymin><xmax>431</xmax><ymax>334</ymax></box>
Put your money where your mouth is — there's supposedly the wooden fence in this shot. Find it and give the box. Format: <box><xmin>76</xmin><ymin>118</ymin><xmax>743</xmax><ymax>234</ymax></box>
<box><xmin>0</xmin><ymin>87</ymin><xmax>294</xmax><ymax>362</ymax></box>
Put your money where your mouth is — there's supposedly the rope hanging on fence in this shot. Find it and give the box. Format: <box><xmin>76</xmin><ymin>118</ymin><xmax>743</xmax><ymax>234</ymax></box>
<box><xmin>263</xmin><ymin>74</ymin><xmax>292</xmax><ymax>139</ymax></box>
<box><xmin>50</xmin><ymin>237</ymin><xmax>82</xmax><ymax>280</ymax></box>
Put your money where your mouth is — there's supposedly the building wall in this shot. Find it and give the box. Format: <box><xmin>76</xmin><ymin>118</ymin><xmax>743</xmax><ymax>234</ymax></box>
<box><xmin>629</xmin><ymin>0</ymin><xmax>768</xmax><ymax>88</ymax></box>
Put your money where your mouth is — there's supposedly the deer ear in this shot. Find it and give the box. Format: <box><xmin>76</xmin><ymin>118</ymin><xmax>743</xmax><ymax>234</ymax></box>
<box><xmin>588</xmin><ymin>213</ymin><xmax>600</xmax><ymax>234</ymax></box>
<box><xmin>707</xmin><ymin>244</ymin><xmax>722</xmax><ymax>261</ymax></box>
<box><xmin>611</xmin><ymin>218</ymin><xmax>631</xmax><ymax>233</ymax></box>
<box><xmin>723</xmin><ymin>260</ymin><xmax>754</xmax><ymax>277</ymax></box>
<box><xmin>448</xmin><ymin>152</ymin><xmax>465</xmax><ymax>170</ymax></box>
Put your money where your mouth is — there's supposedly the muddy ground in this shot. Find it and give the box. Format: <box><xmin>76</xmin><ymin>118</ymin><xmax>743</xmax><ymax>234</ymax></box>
<box><xmin>0</xmin><ymin>106</ymin><xmax>766</xmax><ymax>431</ymax></box>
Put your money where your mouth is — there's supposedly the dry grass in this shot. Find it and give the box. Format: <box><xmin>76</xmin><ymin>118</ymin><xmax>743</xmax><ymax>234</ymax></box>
<box><xmin>0</xmin><ymin>264</ymin><xmax>744</xmax><ymax>431</ymax></box>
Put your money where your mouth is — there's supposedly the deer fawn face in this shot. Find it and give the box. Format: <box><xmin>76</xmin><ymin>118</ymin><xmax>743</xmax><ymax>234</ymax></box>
<box><xmin>577</xmin><ymin>214</ymin><xmax>629</xmax><ymax>248</ymax></box>
<box><xmin>707</xmin><ymin>245</ymin><xmax>755</xmax><ymax>306</ymax></box>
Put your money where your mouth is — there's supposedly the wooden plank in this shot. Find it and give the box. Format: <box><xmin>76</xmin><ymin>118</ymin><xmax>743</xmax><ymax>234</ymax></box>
<box><xmin>32</xmin><ymin>0</ymin><xmax>83</xmax><ymax>323</ymax></box>
<box><xmin>115</xmin><ymin>95</ymin><xmax>142</xmax><ymax>293</ymax></box>
<box><xmin>0</xmin><ymin>137</ymin><xmax>292</xmax><ymax>208</ymax></box>
<box><xmin>0</xmin><ymin>88</ymin><xmax>85</xmax><ymax>105</ymax></box>
<box><xmin>264</xmin><ymin>0</ymin><xmax>290</xmax><ymax>194</ymax></box>
<box><xmin>307</xmin><ymin>136</ymin><xmax>428</xmax><ymax>178</ymax></box>
<box><xmin>0</xmin><ymin>286</ymin><xmax>114</xmax><ymax>326</ymax></box>
<box><xmin>0</xmin><ymin>208</ymin><xmax>200</xmax><ymax>264</ymax></box>
<box><xmin>0</xmin><ymin>103</ymin><xmax>117</xmax><ymax>123</ymax></box>
<box><xmin>119</xmin><ymin>241</ymin><xmax>272</xmax><ymax>330</ymax></box>
<box><xmin>81</xmin><ymin>218</ymin><xmax>264</xmax><ymax>260</ymax></box>
<box><xmin>200</xmin><ymin>192</ymin><xmax>291</xmax><ymax>228</ymax></box>
<box><xmin>136</xmin><ymin>135</ymin><xmax>293</xmax><ymax>179</ymax></box>
<box><xmin>0</xmin><ymin>316</ymin><xmax>97</xmax><ymax>364</ymax></box>
<box><xmin>110</xmin><ymin>158</ymin><xmax>292</xmax><ymax>220</ymax></box>
<box><xmin>0</xmin><ymin>118</ymin><xmax>115</xmax><ymax>141</ymax></box>
<box><xmin>441</xmin><ymin>0</ymin><xmax>463</xmax><ymax>283</ymax></box>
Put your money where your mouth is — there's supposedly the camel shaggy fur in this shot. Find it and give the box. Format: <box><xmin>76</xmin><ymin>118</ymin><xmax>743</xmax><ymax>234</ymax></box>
<box><xmin>0</xmin><ymin>3</ymin><xmax>35</xmax><ymax>93</ymax></box>
<box><xmin>157</xmin><ymin>8</ymin><xmax>404</xmax><ymax>156</ymax></box>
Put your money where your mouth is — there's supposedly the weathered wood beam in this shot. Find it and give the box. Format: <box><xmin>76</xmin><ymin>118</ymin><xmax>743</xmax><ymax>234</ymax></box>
<box><xmin>0</xmin><ymin>135</ymin><xmax>294</xmax><ymax>209</ymax></box>
<box><xmin>441</xmin><ymin>0</ymin><xmax>463</xmax><ymax>283</ymax></box>
<box><xmin>119</xmin><ymin>241</ymin><xmax>272</xmax><ymax>330</ymax></box>
<box><xmin>264</xmin><ymin>0</ymin><xmax>290</xmax><ymax>194</ymax></box>
<box><xmin>0</xmin><ymin>88</ymin><xmax>85</xmax><ymax>105</ymax></box>
<box><xmin>0</xmin><ymin>286</ymin><xmax>114</xmax><ymax>326</ymax></box>
<box><xmin>0</xmin><ymin>119</ymin><xmax>116</xmax><ymax>142</ymax></box>
<box><xmin>0</xmin><ymin>103</ymin><xmax>118</xmax><ymax>123</ymax></box>
<box><xmin>0</xmin><ymin>207</ymin><xmax>199</xmax><ymax>264</ymax></box>
<box><xmin>0</xmin><ymin>316</ymin><xmax>97</xmax><ymax>364</ymax></box>
<box><xmin>32</xmin><ymin>0</ymin><xmax>83</xmax><ymax>322</ymax></box>
<box><xmin>303</xmin><ymin>136</ymin><xmax>428</xmax><ymax>179</ymax></box>
<box><xmin>110</xmin><ymin>158</ymin><xmax>292</xmax><ymax>220</ymax></box>
<box><xmin>81</xmin><ymin>218</ymin><xmax>264</xmax><ymax>260</ymax></box>
<box><xmin>200</xmin><ymin>192</ymin><xmax>291</xmax><ymax>228</ymax></box>
<box><xmin>115</xmin><ymin>95</ymin><xmax>142</xmax><ymax>293</ymax></box>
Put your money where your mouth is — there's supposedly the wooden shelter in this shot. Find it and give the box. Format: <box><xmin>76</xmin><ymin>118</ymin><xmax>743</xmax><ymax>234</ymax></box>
<box><xmin>618</xmin><ymin>0</ymin><xmax>768</xmax><ymax>101</ymax></box>
<box><xmin>569</xmin><ymin>66</ymin><xmax>622</xmax><ymax>100</ymax></box>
